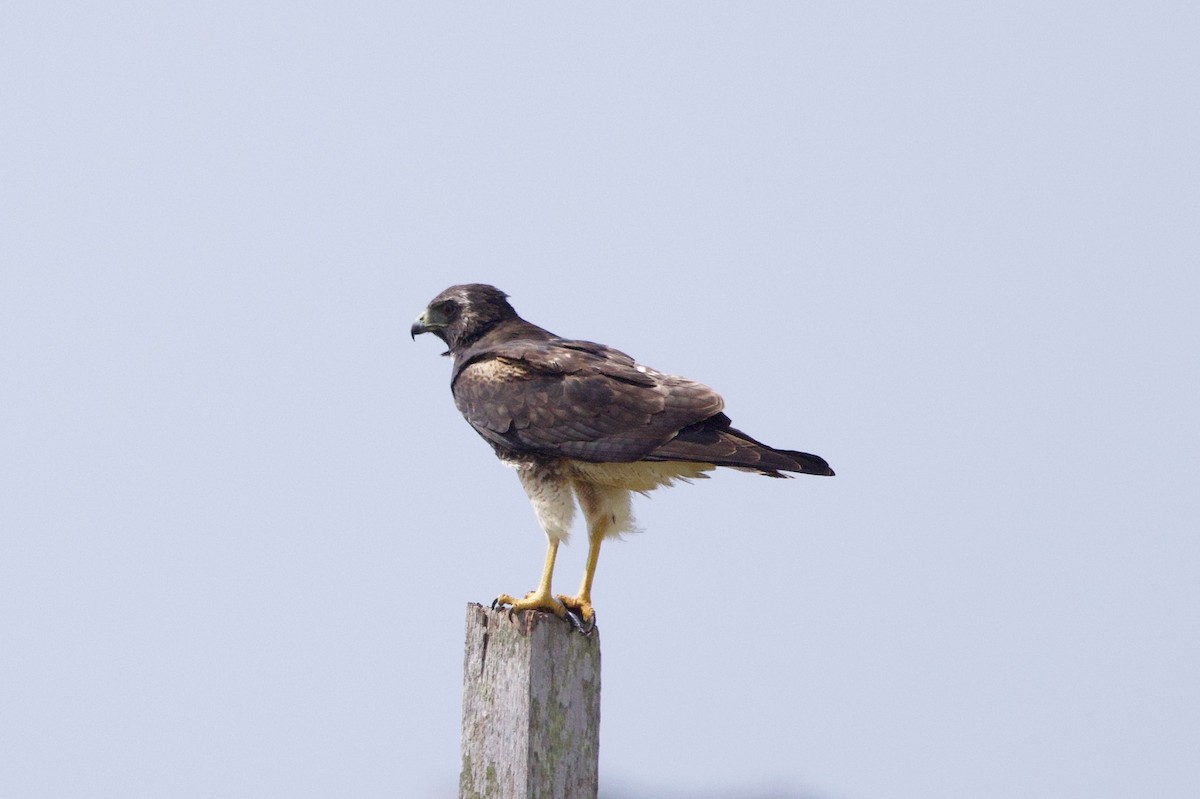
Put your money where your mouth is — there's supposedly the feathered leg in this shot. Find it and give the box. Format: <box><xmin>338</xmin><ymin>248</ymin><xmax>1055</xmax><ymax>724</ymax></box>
<box><xmin>492</xmin><ymin>463</ymin><xmax>575</xmax><ymax>619</ymax></box>
<box><xmin>557</xmin><ymin>483</ymin><xmax>632</xmax><ymax>625</ymax></box>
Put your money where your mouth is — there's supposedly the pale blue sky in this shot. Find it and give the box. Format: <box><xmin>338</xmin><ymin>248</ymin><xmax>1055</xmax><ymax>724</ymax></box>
<box><xmin>2</xmin><ymin>3</ymin><xmax>1197</xmax><ymax>798</ymax></box>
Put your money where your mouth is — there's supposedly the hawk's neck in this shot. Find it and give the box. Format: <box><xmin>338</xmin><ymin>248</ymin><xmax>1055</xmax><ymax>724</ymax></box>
<box><xmin>450</xmin><ymin>317</ymin><xmax>554</xmax><ymax>376</ymax></box>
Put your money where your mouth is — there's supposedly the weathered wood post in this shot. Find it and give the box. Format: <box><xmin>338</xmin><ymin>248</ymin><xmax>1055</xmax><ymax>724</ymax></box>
<box><xmin>459</xmin><ymin>604</ymin><xmax>601</xmax><ymax>799</ymax></box>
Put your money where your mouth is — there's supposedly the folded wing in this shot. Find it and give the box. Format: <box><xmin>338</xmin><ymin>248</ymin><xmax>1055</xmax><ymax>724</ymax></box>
<box><xmin>452</xmin><ymin>338</ymin><xmax>723</xmax><ymax>462</ymax></box>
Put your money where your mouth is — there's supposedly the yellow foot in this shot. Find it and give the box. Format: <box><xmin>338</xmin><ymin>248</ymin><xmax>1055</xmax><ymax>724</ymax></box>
<box><xmin>556</xmin><ymin>593</ymin><xmax>596</xmax><ymax>627</ymax></box>
<box><xmin>491</xmin><ymin>590</ymin><xmax>567</xmax><ymax>618</ymax></box>
<box><xmin>491</xmin><ymin>591</ymin><xmax>595</xmax><ymax>635</ymax></box>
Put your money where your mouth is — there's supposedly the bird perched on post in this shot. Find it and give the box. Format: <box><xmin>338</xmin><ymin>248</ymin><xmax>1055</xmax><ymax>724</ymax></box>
<box><xmin>411</xmin><ymin>283</ymin><xmax>833</xmax><ymax>631</ymax></box>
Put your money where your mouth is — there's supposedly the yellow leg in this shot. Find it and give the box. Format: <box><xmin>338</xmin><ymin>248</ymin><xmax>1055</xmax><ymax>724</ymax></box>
<box><xmin>493</xmin><ymin>538</ymin><xmax>567</xmax><ymax>618</ymax></box>
<box><xmin>557</xmin><ymin>533</ymin><xmax>601</xmax><ymax>624</ymax></box>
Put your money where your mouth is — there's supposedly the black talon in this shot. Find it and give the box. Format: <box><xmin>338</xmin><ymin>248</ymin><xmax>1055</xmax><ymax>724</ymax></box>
<box><xmin>563</xmin><ymin>608</ymin><xmax>596</xmax><ymax>636</ymax></box>
<box><xmin>563</xmin><ymin>608</ymin><xmax>585</xmax><ymax>633</ymax></box>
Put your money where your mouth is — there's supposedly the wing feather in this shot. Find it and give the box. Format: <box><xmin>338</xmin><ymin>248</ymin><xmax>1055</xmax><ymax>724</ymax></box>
<box><xmin>451</xmin><ymin>338</ymin><xmax>723</xmax><ymax>462</ymax></box>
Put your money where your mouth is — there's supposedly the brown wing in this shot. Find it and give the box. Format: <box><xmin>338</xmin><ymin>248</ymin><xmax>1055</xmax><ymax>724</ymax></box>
<box><xmin>451</xmin><ymin>338</ymin><xmax>724</xmax><ymax>463</ymax></box>
<box><xmin>645</xmin><ymin>412</ymin><xmax>835</xmax><ymax>476</ymax></box>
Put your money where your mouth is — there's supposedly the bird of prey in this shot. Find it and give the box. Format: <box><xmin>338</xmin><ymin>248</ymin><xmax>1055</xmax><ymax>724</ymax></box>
<box><xmin>411</xmin><ymin>283</ymin><xmax>833</xmax><ymax>630</ymax></box>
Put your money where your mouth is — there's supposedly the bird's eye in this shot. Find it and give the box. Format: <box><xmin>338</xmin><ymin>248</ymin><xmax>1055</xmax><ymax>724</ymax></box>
<box><xmin>435</xmin><ymin>300</ymin><xmax>458</xmax><ymax>316</ymax></box>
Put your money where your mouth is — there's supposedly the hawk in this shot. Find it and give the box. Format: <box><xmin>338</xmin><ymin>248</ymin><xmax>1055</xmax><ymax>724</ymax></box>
<box><xmin>411</xmin><ymin>283</ymin><xmax>833</xmax><ymax>630</ymax></box>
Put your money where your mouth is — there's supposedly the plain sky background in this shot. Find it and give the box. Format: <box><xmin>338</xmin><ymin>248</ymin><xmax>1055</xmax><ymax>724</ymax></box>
<box><xmin>2</xmin><ymin>3</ymin><xmax>1197</xmax><ymax>798</ymax></box>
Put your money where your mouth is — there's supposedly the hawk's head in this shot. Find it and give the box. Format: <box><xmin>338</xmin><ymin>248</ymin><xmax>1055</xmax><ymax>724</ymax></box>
<box><xmin>411</xmin><ymin>283</ymin><xmax>518</xmax><ymax>354</ymax></box>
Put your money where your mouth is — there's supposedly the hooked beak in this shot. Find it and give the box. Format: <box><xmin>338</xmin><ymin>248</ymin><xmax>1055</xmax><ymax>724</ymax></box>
<box><xmin>411</xmin><ymin>307</ymin><xmax>450</xmax><ymax>354</ymax></box>
<box><xmin>410</xmin><ymin>308</ymin><xmax>441</xmax><ymax>340</ymax></box>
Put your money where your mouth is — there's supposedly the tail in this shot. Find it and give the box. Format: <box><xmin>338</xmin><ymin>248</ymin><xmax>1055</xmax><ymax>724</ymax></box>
<box><xmin>644</xmin><ymin>413</ymin><xmax>835</xmax><ymax>477</ymax></box>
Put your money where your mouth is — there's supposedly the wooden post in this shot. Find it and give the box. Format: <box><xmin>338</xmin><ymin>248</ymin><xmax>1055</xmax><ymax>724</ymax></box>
<box><xmin>459</xmin><ymin>603</ymin><xmax>601</xmax><ymax>799</ymax></box>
